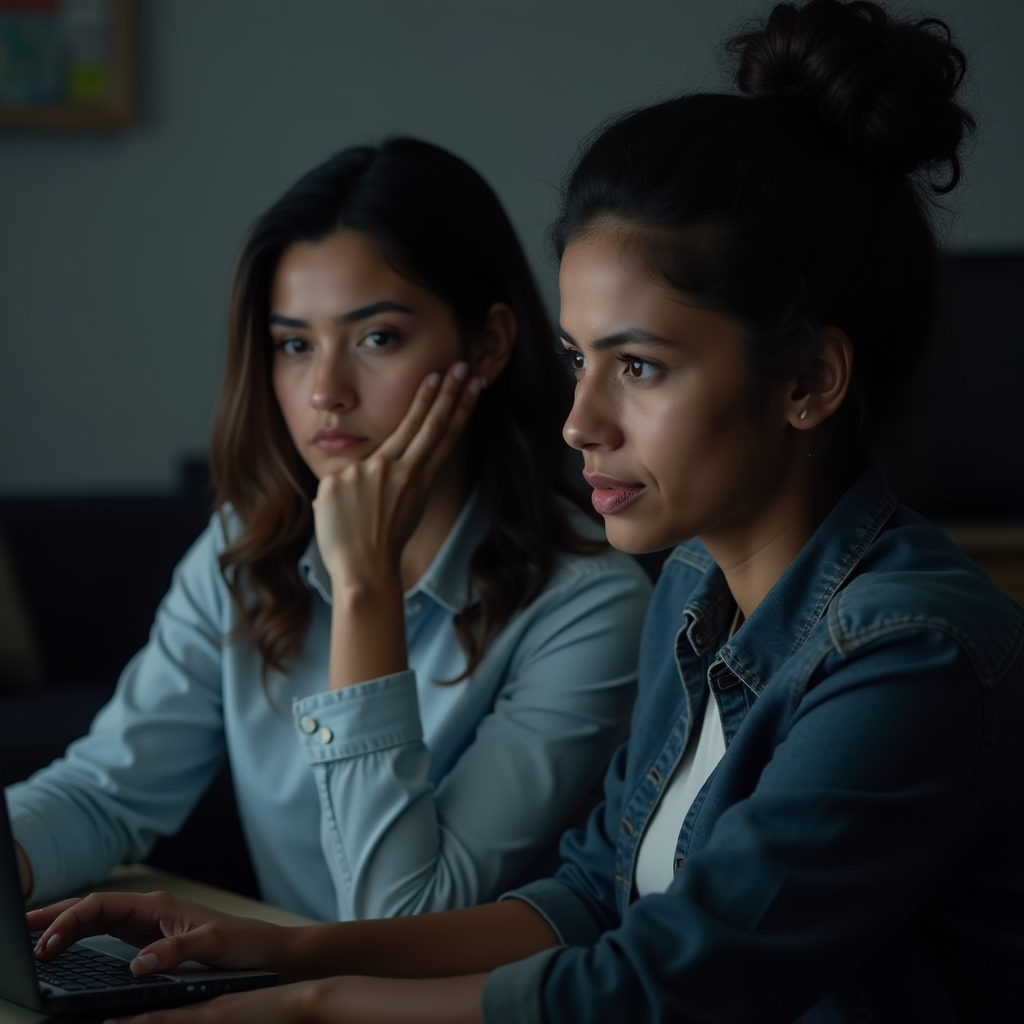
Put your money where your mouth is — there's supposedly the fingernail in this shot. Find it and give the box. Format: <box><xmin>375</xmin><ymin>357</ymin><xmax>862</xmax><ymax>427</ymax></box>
<box><xmin>45</xmin><ymin>934</ymin><xmax>61</xmax><ymax>954</ymax></box>
<box><xmin>425</xmin><ymin>372</ymin><xmax>441</xmax><ymax>388</ymax></box>
<box><xmin>452</xmin><ymin>362</ymin><xmax>468</xmax><ymax>381</ymax></box>
<box><xmin>468</xmin><ymin>376</ymin><xmax>485</xmax><ymax>396</ymax></box>
<box><xmin>134</xmin><ymin>951</ymin><xmax>159</xmax><ymax>973</ymax></box>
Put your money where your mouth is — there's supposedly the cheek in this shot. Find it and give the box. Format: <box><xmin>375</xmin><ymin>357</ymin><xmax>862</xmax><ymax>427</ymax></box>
<box><xmin>642</xmin><ymin>386</ymin><xmax>759</xmax><ymax>491</ymax></box>
<box><xmin>625</xmin><ymin>388</ymin><xmax>722</xmax><ymax>467</ymax></box>
<box><xmin>360</xmin><ymin>365</ymin><xmax>427</xmax><ymax>435</ymax></box>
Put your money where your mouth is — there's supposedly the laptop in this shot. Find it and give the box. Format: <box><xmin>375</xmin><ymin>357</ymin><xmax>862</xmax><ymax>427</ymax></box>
<box><xmin>0</xmin><ymin>790</ymin><xmax>277</xmax><ymax>1015</ymax></box>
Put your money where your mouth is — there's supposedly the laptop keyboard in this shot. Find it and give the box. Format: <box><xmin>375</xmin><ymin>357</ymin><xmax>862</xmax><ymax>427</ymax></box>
<box><xmin>31</xmin><ymin>937</ymin><xmax>170</xmax><ymax>992</ymax></box>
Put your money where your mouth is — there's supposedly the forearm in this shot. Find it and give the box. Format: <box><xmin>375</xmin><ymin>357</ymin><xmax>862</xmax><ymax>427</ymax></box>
<box><xmin>328</xmin><ymin>581</ymin><xmax>408</xmax><ymax>690</ymax></box>
<box><xmin>297</xmin><ymin>974</ymin><xmax>488</xmax><ymax>1024</ymax></box>
<box><xmin>278</xmin><ymin>900</ymin><xmax>559</xmax><ymax>984</ymax></box>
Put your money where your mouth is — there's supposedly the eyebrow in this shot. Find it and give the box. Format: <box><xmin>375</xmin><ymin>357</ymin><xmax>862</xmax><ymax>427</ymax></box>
<box><xmin>269</xmin><ymin>300</ymin><xmax>416</xmax><ymax>329</ymax></box>
<box><xmin>557</xmin><ymin>324</ymin><xmax>679</xmax><ymax>352</ymax></box>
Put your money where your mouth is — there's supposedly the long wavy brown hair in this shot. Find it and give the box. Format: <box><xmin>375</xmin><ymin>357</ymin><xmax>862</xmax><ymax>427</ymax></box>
<box><xmin>210</xmin><ymin>138</ymin><xmax>603</xmax><ymax>683</ymax></box>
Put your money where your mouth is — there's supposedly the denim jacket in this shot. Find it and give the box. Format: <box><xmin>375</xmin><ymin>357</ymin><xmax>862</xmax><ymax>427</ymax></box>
<box><xmin>484</xmin><ymin>466</ymin><xmax>1024</xmax><ymax>1023</ymax></box>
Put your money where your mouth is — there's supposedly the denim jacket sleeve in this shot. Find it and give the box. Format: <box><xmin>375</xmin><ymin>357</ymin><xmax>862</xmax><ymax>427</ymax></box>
<box><xmin>290</xmin><ymin>556</ymin><xmax>650</xmax><ymax>921</ymax></box>
<box><xmin>6</xmin><ymin>522</ymin><xmax>229</xmax><ymax>905</ymax></box>
<box><xmin>484</xmin><ymin>625</ymin><xmax>997</xmax><ymax>1023</ymax></box>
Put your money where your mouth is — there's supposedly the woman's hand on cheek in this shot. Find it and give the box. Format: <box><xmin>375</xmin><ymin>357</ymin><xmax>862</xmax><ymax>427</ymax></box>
<box><xmin>312</xmin><ymin>361</ymin><xmax>483</xmax><ymax>593</ymax></box>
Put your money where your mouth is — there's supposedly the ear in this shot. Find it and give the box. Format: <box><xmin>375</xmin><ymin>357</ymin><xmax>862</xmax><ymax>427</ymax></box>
<box><xmin>466</xmin><ymin>303</ymin><xmax>516</xmax><ymax>386</ymax></box>
<box><xmin>787</xmin><ymin>327</ymin><xmax>854</xmax><ymax>430</ymax></box>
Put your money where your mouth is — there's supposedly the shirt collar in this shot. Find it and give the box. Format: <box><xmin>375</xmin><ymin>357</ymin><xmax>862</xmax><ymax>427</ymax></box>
<box><xmin>299</xmin><ymin>487</ymin><xmax>488</xmax><ymax>614</ymax></box>
<box><xmin>679</xmin><ymin>462</ymin><xmax>898</xmax><ymax>693</ymax></box>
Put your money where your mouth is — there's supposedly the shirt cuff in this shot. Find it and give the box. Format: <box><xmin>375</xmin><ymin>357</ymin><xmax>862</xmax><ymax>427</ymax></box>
<box><xmin>498</xmin><ymin>878</ymin><xmax>604</xmax><ymax>948</ymax></box>
<box><xmin>291</xmin><ymin>670</ymin><xmax>422</xmax><ymax>763</ymax></box>
<box><xmin>482</xmin><ymin>947</ymin><xmax>560</xmax><ymax>1024</ymax></box>
<box><xmin>6</xmin><ymin>795</ymin><xmax>64</xmax><ymax>905</ymax></box>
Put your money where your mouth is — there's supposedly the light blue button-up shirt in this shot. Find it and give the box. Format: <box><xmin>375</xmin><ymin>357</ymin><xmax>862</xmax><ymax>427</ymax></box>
<box><xmin>7</xmin><ymin>492</ymin><xmax>650</xmax><ymax>921</ymax></box>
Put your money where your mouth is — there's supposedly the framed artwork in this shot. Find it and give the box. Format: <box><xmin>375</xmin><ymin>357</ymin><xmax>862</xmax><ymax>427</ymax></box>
<box><xmin>0</xmin><ymin>0</ymin><xmax>134</xmax><ymax>128</ymax></box>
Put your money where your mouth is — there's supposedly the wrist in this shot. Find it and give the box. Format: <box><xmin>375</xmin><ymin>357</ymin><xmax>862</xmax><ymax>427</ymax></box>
<box><xmin>276</xmin><ymin>924</ymin><xmax>336</xmax><ymax>984</ymax></box>
<box><xmin>288</xmin><ymin>976</ymin><xmax>375</xmax><ymax>1024</ymax></box>
<box><xmin>14</xmin><ymin>840</ymin><xmax>33</xmax><ymax>898</ymax></box>
<box><xmin>285</xmin><ymin>977</ymin><xmax>331</xmax><ymax>1024</ymax></box>
<box><xmin>331</xmin><ymin>575</ymin><xmax>403</xmax><ymax>613</ymax></box>
<box><xmin>327</xmin><ymin>579</ymin><xmax>409</xmax><ymax>690</ymax></box>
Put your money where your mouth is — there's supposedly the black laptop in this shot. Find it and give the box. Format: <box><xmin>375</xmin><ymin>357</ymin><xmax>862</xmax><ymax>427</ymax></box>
<box><xmin>0</xmin><ymin>790</ymin><xmax>277</xmax><ymax>1015</ymax></box>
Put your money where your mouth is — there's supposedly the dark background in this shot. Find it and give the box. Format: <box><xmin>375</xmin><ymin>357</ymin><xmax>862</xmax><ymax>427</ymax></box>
<box><xmin>1</xmin><ymin>0</ymin><xmax>1021</xmax><ymax>496</ymax></box>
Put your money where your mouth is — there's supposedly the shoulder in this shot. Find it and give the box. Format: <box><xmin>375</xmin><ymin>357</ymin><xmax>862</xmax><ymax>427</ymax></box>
<box><xmin>174</xmin><ymin>505</ymin><xmax>239</xmax><ymax>568</ymax></box>
<box><xmin>830</xmin><ymin>508</ymin><xmax>1024</xmax><ymax>688</ymax></box>
<box><xmin>160</xmin><ymin>506</ymin><xmax>240</xmax><ymax>612</ymax></box>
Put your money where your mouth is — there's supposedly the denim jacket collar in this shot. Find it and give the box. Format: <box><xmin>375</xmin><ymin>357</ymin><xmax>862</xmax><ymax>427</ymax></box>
<box><xmin>299</xmin><ymin>487</ymin><xmax>487</xmax><ymax>614</ymax></box>
<box><xmin>676</xmin><ymin>463</ymin><xmax>898</xmax><ymax>696</ymax></box>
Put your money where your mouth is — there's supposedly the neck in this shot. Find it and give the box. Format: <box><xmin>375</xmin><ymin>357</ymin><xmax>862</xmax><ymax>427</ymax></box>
<box><xmin>399</xmin><ymin>446</ymin><xmax>470</xmax><ymax>593</ymax></box>
<box><xmin>699</xmin><ymin>454</ymin><xmax>852</xmax><ymax>622</ymax></box>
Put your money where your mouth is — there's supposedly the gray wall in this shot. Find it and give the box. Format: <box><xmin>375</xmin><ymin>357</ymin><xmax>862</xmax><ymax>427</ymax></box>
<box><xmin>1</xmin><ymin>0</ymin><xmax>1021</xmax><ymax>494</ymax></box>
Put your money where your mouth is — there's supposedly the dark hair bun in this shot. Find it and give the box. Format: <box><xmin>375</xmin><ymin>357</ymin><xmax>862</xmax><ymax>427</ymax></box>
<box><xmin>728</xmin><ymin>0</ymin><xmax>975</xmax><ymax>191</ymax></box>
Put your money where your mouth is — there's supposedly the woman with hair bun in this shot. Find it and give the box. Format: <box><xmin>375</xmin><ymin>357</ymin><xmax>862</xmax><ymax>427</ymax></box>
<box><xmin>31</xmin><ymin>2</ymin><xmax>1022</xmax><ymax>1021</ymax></box>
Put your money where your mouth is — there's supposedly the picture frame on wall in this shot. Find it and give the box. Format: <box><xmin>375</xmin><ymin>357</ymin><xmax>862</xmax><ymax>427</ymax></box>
<box><xmin>0</xmin><ymin>0</ymin><xmax>134</xmax><ymax>128</ymax></box>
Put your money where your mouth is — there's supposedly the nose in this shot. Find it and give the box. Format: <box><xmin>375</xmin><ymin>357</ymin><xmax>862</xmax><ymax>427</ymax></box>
<box><xmin>562</xmin><ymin>373</ymin><xmax>624</xmax><ymax>452</ymax></box>
<box><xmin>310</xmin><ymin>345</ymin><xmax>357</xmax><ymax>413</ymax></box>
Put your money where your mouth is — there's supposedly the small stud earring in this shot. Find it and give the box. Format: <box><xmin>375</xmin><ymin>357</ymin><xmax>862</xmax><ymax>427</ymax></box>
<box><xmin>799</xmin><ymin>407</ymin><xmax>810</xmax><ymax>421</ymax></box>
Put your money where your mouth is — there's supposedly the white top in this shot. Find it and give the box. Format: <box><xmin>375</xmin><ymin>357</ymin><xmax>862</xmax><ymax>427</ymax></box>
<box><xmin>633</xmin><ymin>611</ymin><xmax>738</xmax><ymax>897</ymax></box>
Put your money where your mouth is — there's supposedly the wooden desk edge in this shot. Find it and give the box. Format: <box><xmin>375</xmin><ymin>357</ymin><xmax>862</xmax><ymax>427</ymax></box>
<box><xmin>82</xmin><ymin>864</ymin><xmax>316</xmax><ymax>927</ymax></box>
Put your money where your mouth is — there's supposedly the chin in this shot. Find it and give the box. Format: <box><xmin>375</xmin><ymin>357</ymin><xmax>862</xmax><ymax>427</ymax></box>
<box><xmin>604</xmin><ymin>518</ymin><xmax>693</xmax><ymax>556</ymax></box>
<box><xmin>310</xmin><ymin>452</ymin><xmax>360</xmax><ymax>476</ymax></box>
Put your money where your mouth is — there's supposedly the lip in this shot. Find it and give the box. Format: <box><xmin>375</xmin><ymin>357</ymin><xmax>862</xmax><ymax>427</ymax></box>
<box><xmin>311</xmin><ymin>428</ymin><xmax>368</xmax><ymax>452</ymax></box>
<box><xmin>583</xmin><ymin>473</ymin><xmax>647</xmax><ymax>515</ymax></box>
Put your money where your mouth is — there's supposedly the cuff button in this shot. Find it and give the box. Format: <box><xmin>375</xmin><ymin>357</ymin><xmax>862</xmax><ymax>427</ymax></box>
<box><xmin>316</xmin><ymin>726</ymin><xmax>333</xmax><ymax>744</ymax></box>
<box><xmin>299</xmin><ymin>715</ymin><xmax>317</xmax><ymax>734</ymax></box>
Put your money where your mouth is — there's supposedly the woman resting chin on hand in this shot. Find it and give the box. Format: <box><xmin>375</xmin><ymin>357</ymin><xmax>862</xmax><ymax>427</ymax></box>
<box><xmin>6</xmin><ymin>139</ymin><xmax>651</xmax><ymax>925</ymax></box>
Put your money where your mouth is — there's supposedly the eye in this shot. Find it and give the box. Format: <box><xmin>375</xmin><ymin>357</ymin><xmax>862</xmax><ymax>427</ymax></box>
<box><xmin>558</xmin><ymin>346</ymin><xmax>586</xmax><ymax>375</ymax></box>
<box><xmin>362</xmin><ymin>330</ymin><xmax>400</xmax><ymax>349</ymax></box>
<box><xmin>619</xmin><ymin>354</ymin><xmax>658</xmax><ymax>382</ymax></box>
<box><xmin>273</xmin><ymin>335</ymin><xmax>308</xmax><ymax>355</ymax></box>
